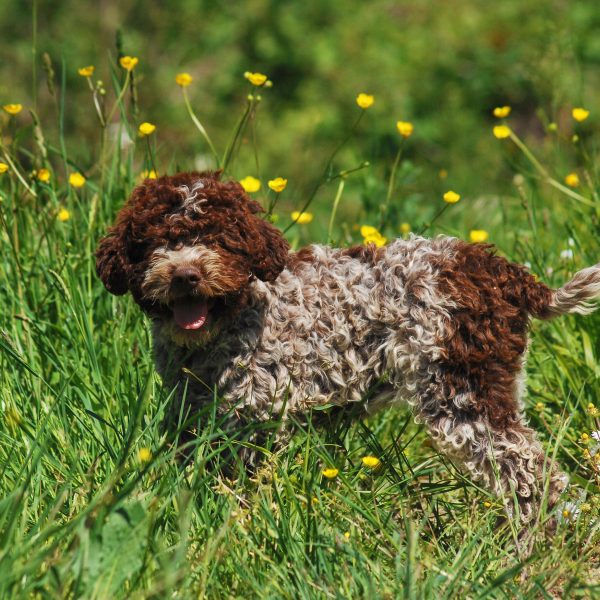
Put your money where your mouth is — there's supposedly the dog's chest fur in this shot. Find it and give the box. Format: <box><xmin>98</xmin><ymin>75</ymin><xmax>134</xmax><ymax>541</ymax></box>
<box><xmin>153</xmin><ymin>237</ymin><xmax>459</xmax><ymax>425</ymax></box>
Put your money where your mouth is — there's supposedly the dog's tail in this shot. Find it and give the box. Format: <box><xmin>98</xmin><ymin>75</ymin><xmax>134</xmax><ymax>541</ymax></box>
<box><xmin>536</xmin><ymin>263</ymin><xmax>600</xmax><ymax>319</ymax></box>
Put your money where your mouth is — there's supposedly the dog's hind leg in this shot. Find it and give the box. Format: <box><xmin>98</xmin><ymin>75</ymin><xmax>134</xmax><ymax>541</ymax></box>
<box><xmin>410</xmin><ymin>366</ymin><xmax>567</xmax><ymax>524</ymax></box>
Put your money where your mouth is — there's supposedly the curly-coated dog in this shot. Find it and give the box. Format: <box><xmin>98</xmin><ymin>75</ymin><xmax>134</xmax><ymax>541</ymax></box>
<box><xmin>96</xmin><ymin>171</ymin><xmax>600</xmax><ymax>523</ymax></box>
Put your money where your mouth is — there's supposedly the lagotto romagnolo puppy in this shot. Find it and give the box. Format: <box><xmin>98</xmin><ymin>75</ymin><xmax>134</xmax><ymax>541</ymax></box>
<box><xmin>96</xmin><ymin>170</ymin><xmax>600</xmax><ymax>523</ymax></box>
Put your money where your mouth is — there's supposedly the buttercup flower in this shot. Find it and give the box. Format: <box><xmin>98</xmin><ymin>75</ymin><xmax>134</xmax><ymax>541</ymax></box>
<box><xmin>400</xmin><ymin>222</ymin><xmax>411</xmax><ymax>235</ymax></box>
<box><xmin>443</xmin><ymin>190</ymin><xmax>461</xmax><ymax>203</ymax></box>
<box><xmin>141</xmin><ymin>169</ymin><xmax>157</xmax><ymax>180</ymax></box>
<box><xmin>78</xmin><ymin>65</ymin><xmax>95</xmax><ymax>77</ymax></box>
<box><xmin>493</xmin><ymin>125</ymin><xmax>511</xmax><ymax>139</ymax></box>
<box><xmin>175</xmin><ymin>72</ymin><xmax>193</xmax><ymax>87</ymax></box>
<box><xmin>119</xmin><ymin>56</ymin><xmax>139</xmax><ymax>71</ymax></box>
<box><xmin>361</xmin><ymin>225</ymin><xmax>387</xmax><ymax>247</ymax></box>
<box><xmin>138</xmin><ymin>122</ymin><xmax>156</xmax><ymax>136</ymax></box>
<box><xmin>138</xmin><ymin>447</ymin><xmax>152</xmax><ymax>463</ymax></box>
<box><xmin>572</xmin><ymin>107</ymin><xmax>590</xmax><ymax>122</ymax></box>
<box><xmin>361</xmin><ymin>455</ymin><xmax>381</xmax><ymax>469</ymax></box>
<box><xmin>356</xmin><ymin>93</ymin><xmax>375</xmax><ymax>109</ymax></box>
<box><xmin>37</xmin><ymin>168</ymin><xmax>51</xmax><ymax>183</ymax></box>
<box><xmin>268</xmin><ymin>177</ymin><xmax>287</xmax><ymax>192</ymax></box>
<box><xmin>69</xmin><ymin>172</ymin><xmax>86</xmax><ymax>188</ymax></box>
<box><xmin>3</xmin><ymin>104</ymin><xmax>23</xmax><ymax>115</ymax></box>
<box><xmin>244</xmin><ymin>72</ymin><xmax>268</xmax><ymax>86</ymax></box>
<box><xmin>0</xmin><ymin>162</ymin><xmax>8</xmax><ymax>174</ymax></box>
<box><xmin>57</xmin><ymin>208</ymin><xmax>70</xmax><ymax>222</ymax></box>
<box><xmin>535</xmin><ymin>402</ymin><xmax>544</xmax><ymax>411</ymax></box>
<box><xmin>493</xmin><ymin>106</ymin><xmax>511</xmax><ymax>118</ymax></box>
<box><xmin>565</xmin><ymin>172</ymin><xmax>579</xmax><ymax>188</ymax></box>
<box><xmin>291</xmin><ymin>211</ymin><xmax>313</xmax><ymax>224</ymax></box>
<box><xmin>322</xmin><ymin>468</ymin><xmax>339</xmax><ymax>479</ymax></box>
<box><xmin>396</xmin><ymin>121</ymin><xmax>414</xmax><ymax>138</ymax></box>
<box><xmin>470</xmin><ymin>230</ymin><xmax>489</xmax><ymax>243</ymax></box>
<box><xmin>239</xmin><ymin>176</ymin><xmax>261</xmax><ymax>193</ymax></box>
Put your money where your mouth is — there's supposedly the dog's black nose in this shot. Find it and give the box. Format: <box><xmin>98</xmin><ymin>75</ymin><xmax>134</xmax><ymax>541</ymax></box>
<box><xmin>171</xmin><ymin>266</ymin><xmax>202</xmax><ymax>291</ymax></box>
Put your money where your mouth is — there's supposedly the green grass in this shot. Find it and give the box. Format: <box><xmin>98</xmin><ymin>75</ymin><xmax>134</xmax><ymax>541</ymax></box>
<box><xmin>2</xmin><ymin>21</ymin><xmax>600</xmax><ymax>598</ymax></box>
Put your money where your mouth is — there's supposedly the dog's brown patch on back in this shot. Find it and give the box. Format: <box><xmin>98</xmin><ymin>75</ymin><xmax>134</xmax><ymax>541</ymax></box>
<box><xmin>340</xmin><ymin>243</ymin><xmax>385</xmax><ymax>264</ymax></box>
<box><xmin>436</xmin><ymin>241</ymin><xmax>553</xmax><ymax>428</ymax></box>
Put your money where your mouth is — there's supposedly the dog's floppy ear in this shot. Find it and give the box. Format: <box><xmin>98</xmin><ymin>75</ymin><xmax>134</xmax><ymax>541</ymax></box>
<box><xmin>250</xmin><ymin>216</ymin><xmax>290</xmax><ymax>282</ymax></box>
<box><xmin>96</xmin><ymin>228</ymin><xmax>129</xmax><ymax>295</ymax></box>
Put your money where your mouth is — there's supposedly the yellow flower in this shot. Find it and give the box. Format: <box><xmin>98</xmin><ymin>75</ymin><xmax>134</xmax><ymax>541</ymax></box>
<box><xmin>361</xmin><ymin>455</ymin><xmax>381</xmax><ymax>469</ymax></box>
<box><xmin>37</xmin><ymin>168</ymin><xmax>51</xmax><ymax>183</ymax></box>
<box><xmin>572</xmin><ymin>107</ymin><xmax>590</xmax><ymax>122</ymax></box>
<box><xmin>360</xmin><ymin>225</ymin><xmax>387</xmax><ymax>247</ymax></box>
<box><xmin>244</xmin><ymin>72</ymin><xmax>268</xmax><ymax>86</ymax></box>
<box><xmin>469</xmin><ymin>230</ymin><xmax>489</xmax><ymax>243</ymax></box>
<box><xmin>138</xmin><ymin>447</ymin><xmax>152</xmax><ymax>463</ymax></box>
<box><xmin>78</xmin><ymin>65</ymin><xmax>95</xmax><ymax>77</ymax></box>
<box><xmin>360</xmin><ymin>225</ymin><xmax>379</xmax><ymax>238</ymax></box>
<box><xmin>141</xmin><ymin>169</ymin><xmax>157</xmax><ymax>180</ymax></box>
<box><xmin>483</xmin><ymin>501</ymin><xmax>492</xmax><ymax>508</ymax></box>
<box><xmin>547</xmin><ymin>122</ymin><xmax>558</xmax><ymax>132</ymax></box>
<box><xmin>400</xmin><ymin>222</ymin><xmax>411</xmax><ymax>235</ymax></box>
<box><xmin>268</xmin><ymin>177</ymin><xmax>288</xmax><ymax>193</ymax></box>
<box><xmin>356</xmin><ymin>93</ymin><xmax>375</xmax><ymax>109</ymax></box>
<box><xmin>291</xmin><ymin>211</ymin><xmax>313</xmax><ymax>224</ymax></box>
<box><xmin>583</xmin><ymin>449</ymin><xmax>591</xmax><ymax>460</ymax></box>
<box><xmin>175</xmin><ymin>72</ymin><xmax>193</xmax><ymax>87</ymax></box>
<box><xmin>564</xmin><ymin>172</ymin><xmax>579</xmax><ymax>188</ymax></box>
<box><xmin>3</xmin><ymin>104</ymin><xmax>23</xmax><ymax>115</ymax></box>
<box><xmin>443</xmin><ymin>190</ymin><xmax>461</xmax><ymax>204</ymax></box>
<box><xmin>493</xmin><ymin>125</ymin><xmax>511</xmax><ymax>139</ymax></box>
<box><xmin>69</xmin><ymin>172</ymin><xmax>86</xmax><ymax>188</ymax></box>
<box><xmin>138</xmin><ymin>122</ymin><xmax>156</xmax><ymax>137</ymax></box>
<box><xmin>535</xmin><ymin>402</ymin><xmax>544</xmax><ymax>411</ymax></box>
<box><xmin>343</xmin><ymin>532</ymin><xmax>350</xmax><ymax>540</ymax></box>
<box><xmin>493</xmin><ymin>106</ymin><xmax>511</xmax><ymax>118</ymax></box>
<box><xmin>0</xmin><ymin>162</ymin><xmax>8</xmax><ymax>174</ymax></box>
<box><xmin>396</xmin><ymin>121</ymin><xmax>414</xmax><ymax>138</ymax></box>
<box><xmin>580</xmin><ymin>433</ymin><xmax>590</xmax><ymax>444</ymax></box>
<box><xmin>119</xmin><ymin>56</ymin><xmax>139</xmax><ymax>71</ymax></box>
<box><xmin>322</xmin><ymin>468</ymin><xmax>339</xmax><ymax>479</ymax></box>
<box><xmin>57</xmin><ymin>208</ymin><xmax>70</xmax><ymax>222</ymax></box>
<box><xmin>239</xmin><ymin>176</ymin><xmax>261</xmax><ymax>193</ymax></box>
<box><xmin>364</xmin><ymin>234</ymin><xmax>387</xmax><ymax>247</ymax></box>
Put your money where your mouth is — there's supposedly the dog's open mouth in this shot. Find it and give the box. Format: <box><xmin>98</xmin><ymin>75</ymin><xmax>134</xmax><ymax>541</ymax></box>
<box><xmin>172</xmin><ymin>297</ymin><xmax>211</xmax><ymax>330</ymax></box>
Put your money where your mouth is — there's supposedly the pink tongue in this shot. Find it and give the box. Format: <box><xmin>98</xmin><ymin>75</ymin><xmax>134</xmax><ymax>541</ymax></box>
<box><xmin>173</xmin><ymin>299</ymin><xmax>209</xmax><ymax>330</ymax></box>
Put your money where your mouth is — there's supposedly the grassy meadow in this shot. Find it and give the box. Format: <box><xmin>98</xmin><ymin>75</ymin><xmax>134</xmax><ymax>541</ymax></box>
<box><xmin>1</xmin><ymin>1</ymin><xmax>600</xmax><ymax>597</ymax></box>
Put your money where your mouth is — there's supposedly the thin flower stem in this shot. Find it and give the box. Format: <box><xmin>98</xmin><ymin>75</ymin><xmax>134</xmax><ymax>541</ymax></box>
<box><xmin>327</xmin><ymin>178</ymin><xmax>346</xmax><ymax>244</ymax></box>
<box><xmin>381</xmin><ymin>143</ymin><xmax>404</xmax><ymax>228</ymax></box>
<box><xmin>0</xmin><ymin>150</ymin><xmax>37</xmax><ymax>198</ymax></box>
<box><xmin>418</xmin><ymin>203</ymin><xmax>449</xmax><ymax>235</ymax></box>
<box><xmin>145</xmin><ymin>136</ymin><xmax>157</xmax><ymax>176</ymax></box>
<box><xmin>182</xmin><ymin>88</ymin><xmax>220</xmax><ymax>168</ymax></box>
<box><xmin>509</xmin><ymin>130</ymin><xmax>594</xmax><ymax>207</ymax></box>
<box><xmin>105</xmin><ymin>70</ymin><xmax>131</xmax><ymax>126</ymax></box>
<box><xmin>87</xmin><ymin>77</ymin><xmax>106</xmax><ymax>127</ymax></box>
<box><xmin>221</xmin><ymin>98</ymin><xmax>254</xmax><ymax>172</ymax></box>
<box><xmin>285</xmin><ymin>110</ymin><xmax>364</xmax><ymax>233</ymax></box>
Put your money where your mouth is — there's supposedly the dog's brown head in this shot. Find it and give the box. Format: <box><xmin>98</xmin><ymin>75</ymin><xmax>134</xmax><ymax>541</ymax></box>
<box><xmin>96</xmin><ymin>171</ymin><xmax>289</xmax><ymax>345</ymax></box>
